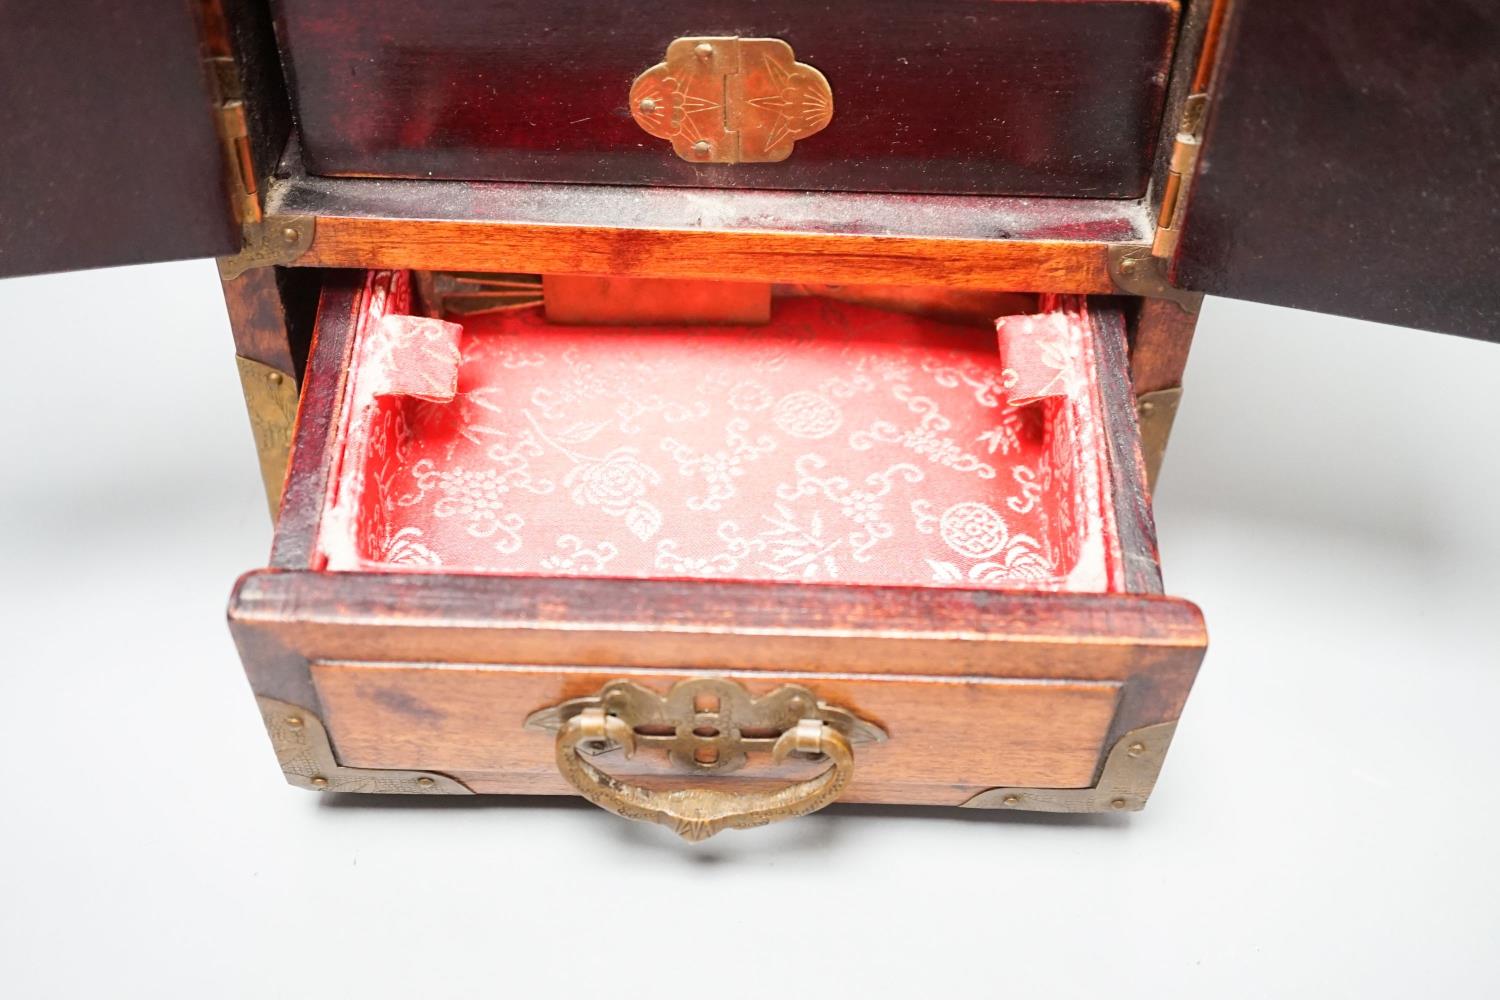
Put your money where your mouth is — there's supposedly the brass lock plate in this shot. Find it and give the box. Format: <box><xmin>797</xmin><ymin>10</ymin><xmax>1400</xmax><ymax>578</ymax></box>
<box><xmin>629</xmin><ymin>36</ymin><xmax>833</xmax><ymax>164</ymax></box>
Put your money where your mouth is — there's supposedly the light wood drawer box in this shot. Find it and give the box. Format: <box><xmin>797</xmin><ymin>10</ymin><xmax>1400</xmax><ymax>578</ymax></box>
<box><xmin>229</xmin><ymin>269</ymin><xmax>1206</xmax><ymax>838</ymax></box>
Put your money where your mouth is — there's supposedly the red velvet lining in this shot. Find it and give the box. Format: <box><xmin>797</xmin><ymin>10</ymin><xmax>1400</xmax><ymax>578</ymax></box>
<box><xmin>315</xmin><ymin>272</ymin><xmax>1124</xmax><ymax>592</ymax></box>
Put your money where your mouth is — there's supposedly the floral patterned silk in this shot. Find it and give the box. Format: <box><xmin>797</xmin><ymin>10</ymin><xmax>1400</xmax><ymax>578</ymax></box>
<box><xmin>316</xmin><ymin>273</ymin><xmax>1123</xmax><ymax>593</ymax></box>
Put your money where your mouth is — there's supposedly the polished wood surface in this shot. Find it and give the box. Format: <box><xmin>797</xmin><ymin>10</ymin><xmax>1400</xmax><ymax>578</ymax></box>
<box><xmin>267</xmin><ymin>152</ymin><xmax>1148</xmax><ymax>290</ymax></box>
<box><xmin>1129</xmin><ymin>298</ymin><xmax>1200</xmax><ymax>395</ymax></box>
<box><xmin>1176</xmin><ymin>0</ymin><xmax>1500</xmax><ymax>340</ymax></box>
<box><xmin>266</xmin><ymin>275</ymin><xmax>364</xmax><ymax>566</ymax></box>
<box><xmin>301</xmin><ymin>218</ymin><xmax>1118</xmax><ymax>292</ymax></box>
<box><xmin>217</xmin><ymin>266</ymin><xmax>328</xmax><ymax>376</ymax></box>
<box><xmin>232</xmin><ymin>568</ymin><xmax>1206</xmax><ymax>755</ymax></box>
<box><xmin>277</xmin><ymin>0</ymin><xmax>1178</xmax><ymax>198</ymax></box>
<box><xmin>1095</xmin><ymin>307</ymin><xmax>1163</xmax><ymax>592</ymax></box>
<box><xmin>311</xmin><ymin>662</ymin><xmax>1123</xmax><ymax>804</ymax></box>
<box><xmin>0</xmin><ymin>1</ymin><xmax>236</xmax><ymax>276</ymax></box>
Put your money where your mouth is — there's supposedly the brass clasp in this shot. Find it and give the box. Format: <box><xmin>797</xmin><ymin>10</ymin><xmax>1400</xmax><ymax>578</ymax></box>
<box><xmin>629</xmin><ymin>37</ymin><xmax>833</xmax><ymax>164</ymax></box>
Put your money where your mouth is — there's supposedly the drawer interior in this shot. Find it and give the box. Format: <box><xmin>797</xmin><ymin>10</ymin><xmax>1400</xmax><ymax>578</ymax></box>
<box><xmin>312</xmin><ymin>271</ymin><xmax>1132</xmax><ymax>593</ymax></box>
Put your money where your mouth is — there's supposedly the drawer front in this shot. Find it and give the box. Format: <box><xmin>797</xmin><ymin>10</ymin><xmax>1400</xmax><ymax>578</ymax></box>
<box><xmin>276</xmin><ymin>0</ymin><xmax>1179</xmax><ymax>197</ymax></box>
<box><xmin>311</xmin><ymin>661</ymin><xmax>1123</xmax><ymax>805</ymax></box>
<box><xmin>231</xmin><ymin>569</ymin><xmax>1205</xmax><ymax>809</ymax></box>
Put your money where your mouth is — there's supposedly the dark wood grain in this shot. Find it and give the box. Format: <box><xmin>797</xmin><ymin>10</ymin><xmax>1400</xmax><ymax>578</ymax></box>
<box><xmin>275</xmin><ymin>0</ymin><xmax>1179</xmax><ymax>198</ymax></box>
<box><xmin>1128</xmin><ymin>298</ymin><xmax>1199</xmax><ymax>395</ymax></box>
<box><xmin>219</xmin><ymin>268</ymin><xmax>299</xmax><ymax>373</ymax></box>
<box><xmin>1093</xmin><ymin>305</ymin><xmax>1163</xmax><ymax>594</ymax></box>
<box><xmin>230</xmin><ymin>567</ymin><xmax>1205</xmax><ymax>739</ymax></box>
<box><xmin>266</xmin><ymin>273</ymin><xmax>365</xmax><ymax>568</ymax></box>
<box><xmin>212</xmin><ymin>0</ymin><xmax>293</xmax><ymax>192</ymax></box>
<box><xmin>267</xmin><ymin>152</ymin><xmax>1151</xmax><ymax>290</ymax></box>
<box><xmin>0</xmin><ymin>0</ymin><xmax>238</xmax><ymax>276</ymax></box>
<box><xmin>1175</xmin><ymin>0</ymin><xmax>1500</xmax><ymax>341</ymax></box>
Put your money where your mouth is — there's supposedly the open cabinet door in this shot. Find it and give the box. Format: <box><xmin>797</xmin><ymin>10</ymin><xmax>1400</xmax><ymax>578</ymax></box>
<box><xmin>1173</xmin><ymin>0</ymin><xmax>1499</xmax><ymax>341</ymax></box>
<box><xmin>0</xmin><ymin>1</ymin><xmax>240</xmax><ymax>277</ymax></box>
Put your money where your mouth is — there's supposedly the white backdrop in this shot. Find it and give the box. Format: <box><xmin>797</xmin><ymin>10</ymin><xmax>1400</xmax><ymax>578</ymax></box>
<box><xmin>2</xmin><ymin>260</ymin><xmax>1496</xmax><ymax>998</ymax></box>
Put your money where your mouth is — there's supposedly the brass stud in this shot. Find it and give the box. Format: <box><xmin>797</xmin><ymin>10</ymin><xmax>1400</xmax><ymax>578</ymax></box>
<box><xmin>1110</xmin><ymin>797</ymin><xmax>1128</xmax><ymax>810</ymax></box>
<box><xmin>282</xmin><ymin>225</ymin><xmax>300</xmax><ymax>245</ymax></box>
<box><xmin>638</xmin><ymin>97</ymin><xmax>657</xmax><ymax>113</ymax></box>
<box><xmin>268</xmin><ymin>371</ymin><xmax>284</xmax><ymax>385</ymax></box>
<box><xmin>285</xmin><ymin>715</ymin><xmax>303</xmax><ymax>728</ymax></box>
<box><xmin>1127</xmin><ymin>742</ymin><xmax>1146</xmax><ymax>757</ymax></box>
<box><xmin>416</xmin><ymin>776</ymin><xmax>436</xmax><ymax>788</ymax></box>
<box><xmin>1002</xmin><ymin>794</ymin><xmax>1020</xmax><ymax>807</ymax></box>
<box><xmin>692</xmin><ymin>140</ymin><xmax>712</xmax><ymax>156</ymax></box>
<box><xmin>694</xmin><ymin>42</ymin><xmax>714</xmax><ymax>59</ymax></box>
<box><xmin>1138</xmin><ymin>402</ymin><xmax>1153</xmax><ymax>415</ymax></box>
<box><xmin>311</xmin><ymin>776</ymin><xmax>329</xmax><ymax>789</ymax></box>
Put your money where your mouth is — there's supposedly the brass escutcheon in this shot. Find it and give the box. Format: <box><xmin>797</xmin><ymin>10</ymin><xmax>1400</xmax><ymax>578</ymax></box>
<box><xmin>629</xmin><ymin>36</ymin><xmax>833</xmax><ymax>164</ymax></box>
<box><xmin>524</xmin><ymin>678</ymin><xmax>884</xmax><ymax>841</ymax></box>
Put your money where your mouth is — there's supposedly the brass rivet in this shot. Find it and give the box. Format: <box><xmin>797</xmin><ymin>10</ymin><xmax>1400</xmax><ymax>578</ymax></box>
<box><xmin>639</xmin><ymin>97</ymin><xmax>657</xmax><ymax>113</ymax></box>
<box><xmin>311</xmin><ymin>776</ymin><xmax>329</xmax><ymax>788</ymax></box>
<box><xmin>1138</xmin><ymin>402</ymin><xmax>1153</xmax><ymax>414</ymax></box>
<box><xmin>416</xmin><ymin>776</ymin><xmax>436</xmax><ymax>788</ymax></box>
<box><xmin>695</xmin><ymin>42</ymin><xmax>714</xmax><ymax>59</ymax></box>
<box><xmin>268</xmin><ymin>371</ymin><xmax>284</xmax><ymax>385</ymax></box>
<box><xmin>282</xmin><ymin>226</ymin><xmax>300</xmax><ymax>244</ymax></box>
<box><xmin>1110</xmin><ymin>797</ymin><xmax>1128</xmax><ymax>810</ymax></box>
<box><xmin>1002</xmin><ymin>794</ymin><xmax>1020</xmax><ymax>806</ymax></box>
<box><xmin>285</xmin><ymin>715</ymin><xmax>303</xmax><ymax>728</ymax></box>
<box><xmin>1127</xmin><ymin>742</ymin><xmax>1146</xmax><ymax>757</ymax></box>
<box><xmin>692</xmin><ymin>140</ymin><xmax>711</xmax><ymax>155</ymax></box>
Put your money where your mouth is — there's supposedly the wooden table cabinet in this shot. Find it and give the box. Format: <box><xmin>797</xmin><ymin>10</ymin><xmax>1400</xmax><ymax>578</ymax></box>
<box><xmin>2</xmin><ymin>0</ymin><xmax>1493</xmax><ymax>840</ymax></box>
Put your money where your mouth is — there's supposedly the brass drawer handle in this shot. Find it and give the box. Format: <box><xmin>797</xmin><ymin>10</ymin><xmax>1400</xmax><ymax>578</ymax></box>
<box><xmin>526</xmin><ymin>678</ymin><xmax>885</xmax><ymax>841</ymax></box>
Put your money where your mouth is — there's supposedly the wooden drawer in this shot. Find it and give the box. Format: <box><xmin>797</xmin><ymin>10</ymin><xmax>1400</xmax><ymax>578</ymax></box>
<box><xmin>273</xmin><ymin>0</ymin><xmax>1180</xmax><ymax>197</ymax></box>
<box><xmin>229</xmin><ymin>271</ymin><xmax>1205</xmax><ymax>838</ymax></box>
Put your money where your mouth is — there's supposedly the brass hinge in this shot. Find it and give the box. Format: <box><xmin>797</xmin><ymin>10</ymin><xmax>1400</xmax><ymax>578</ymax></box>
<box><xmin>1151</xmin><ymin>92</ymin><xmax>1210</xmax><ymax>259</ymax></box>
<box><xmin>205</xmin><ymin>54</ymin><xmax>261</xmax><ymax>229</ymax></box>
<box><xmin>203</xmin><ymin>50</ymin><xmax>316</xmax><ymax>279</ymax></box>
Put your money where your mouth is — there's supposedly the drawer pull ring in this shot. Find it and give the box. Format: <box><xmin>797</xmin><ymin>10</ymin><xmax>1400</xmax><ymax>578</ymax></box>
<box><xmin>558</xmin><ymin>710</ymin><xmax>853</xmax><ymax>842</ymax></box>
<box><xmin>525</xmin><ymin>678</ymin><xmax>885</xmax><ymax>841</ymax></box>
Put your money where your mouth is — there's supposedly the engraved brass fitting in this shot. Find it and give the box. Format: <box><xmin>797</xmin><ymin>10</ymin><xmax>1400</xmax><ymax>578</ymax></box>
<box><xmin>629</xmin><ymin>37</ymin><xmax>833</xmax><ymax>164</ymax></box>
<box><xmin>525</xmin><ymin>678</ymin><xmax>884</xmax><ymax>841</ymax></box>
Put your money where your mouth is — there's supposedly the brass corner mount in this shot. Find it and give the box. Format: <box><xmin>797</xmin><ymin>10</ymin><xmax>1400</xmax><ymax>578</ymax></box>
<box><xmin>218</xmin><ymin>216</ymin><xmax>314</xmax><ymax>280</ymax></box>
<box><xmin>961</xmin><ymin>721</ymin><xmax>1178</xmax><ymax>812</ymax></box>
<box><xmin>1107</xmin><ymin>245</ymin><xmax>1203</xmax><ymax>314</ymax></box>
<box><xmin>257</xmin><ymin>696</ymin><xmax>472</xmax><ymax>795</ymax></box>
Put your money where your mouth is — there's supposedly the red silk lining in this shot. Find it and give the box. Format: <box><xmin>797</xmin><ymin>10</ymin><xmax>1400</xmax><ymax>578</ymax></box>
<box><xmin>315</xmin><ymin>272</ymin><xmax>1123</xmax><ymax>593</ymax></box>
